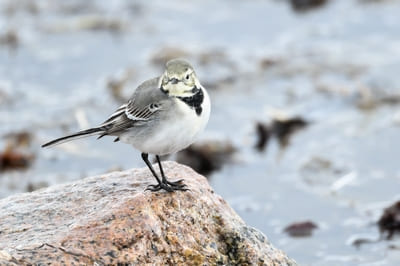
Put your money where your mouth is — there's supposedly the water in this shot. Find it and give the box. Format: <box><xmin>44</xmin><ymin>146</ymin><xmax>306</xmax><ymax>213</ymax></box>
<box><xmin>1</xmin><ymin>0</ymin><xmax>400</xmax><ymax>265</ymax></box>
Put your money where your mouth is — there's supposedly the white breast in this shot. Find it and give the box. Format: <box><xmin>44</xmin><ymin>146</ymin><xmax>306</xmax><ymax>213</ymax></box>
<box><xmin>122</xmin><ymin>88</ymin><xmax>211</xmax><ymax>155</ymax></box>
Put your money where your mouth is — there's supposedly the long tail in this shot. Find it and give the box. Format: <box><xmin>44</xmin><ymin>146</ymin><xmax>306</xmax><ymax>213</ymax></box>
<box><xmin>41</xmin><ymin>127</ymin><xmax>105</xmax><ymax>148</ymax></box>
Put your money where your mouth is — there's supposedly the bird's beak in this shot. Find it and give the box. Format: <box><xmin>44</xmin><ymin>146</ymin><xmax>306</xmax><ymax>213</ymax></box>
<box><xmin>169</xmin><ymin>78</ymin><xmax>179</xmax><ymax>85</ymax></box>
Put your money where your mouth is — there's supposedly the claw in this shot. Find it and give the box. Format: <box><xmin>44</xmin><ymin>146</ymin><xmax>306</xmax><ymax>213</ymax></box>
<box><xmin>145</xmin><ymin>180</ymin><xmax>189</xmax><ymax>192</ymax></box>
<box><xmin>145</xmin><ymin>184</ymin><xmax>173</xmax><ymax>192</ymax></box>
<box><xmin>145</xmin><ymin>184</ymin><xmax>159</xmax><ymax>191</ymax></box>
<box><xmin>167</xmin><ymin>181</ymin><xmax>189</xmax><ymax>191</ymax></box>
<box><xmin>165</xmin><ymin>179</ymin><xmax>185</xmax><ymax>186</ymax></box>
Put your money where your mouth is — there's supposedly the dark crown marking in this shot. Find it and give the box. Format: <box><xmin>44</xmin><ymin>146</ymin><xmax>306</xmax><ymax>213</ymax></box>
<box><xmin>177</xmin><ymin>87</ymin><xmax>204</xmax><ymax>116</ymax></box>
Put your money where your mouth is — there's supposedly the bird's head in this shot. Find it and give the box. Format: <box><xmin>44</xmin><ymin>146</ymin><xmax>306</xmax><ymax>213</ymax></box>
<box><xmin>158</xmin><ymin>59</ymin><xmax>201</xmax><ymax>97</ymax></box>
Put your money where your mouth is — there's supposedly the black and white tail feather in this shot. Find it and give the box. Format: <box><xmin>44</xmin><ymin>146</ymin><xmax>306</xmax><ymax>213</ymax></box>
<box><xmin>41</xmin><ymin>100</ymin><xmax>160</xmax><ymax>148</ymax></box>
<box><xmin>41</xmin><ymin>104</ymin><xmax>123</xmax><ymax>148</ymax></box>
<box><xmin>41</xmin><ymin>127</ymin><xmax>106</xmax><ymax>148</ymax></box>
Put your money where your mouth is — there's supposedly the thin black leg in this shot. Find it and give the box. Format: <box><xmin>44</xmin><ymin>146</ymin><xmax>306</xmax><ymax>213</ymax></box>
<box><xmin>142</xmin><ymin>153</ymin><xmax>171</xmax><ymax>192</ymax></box>
<box><xmin>142</xmin><ymin>153</ymin><xmax>187</xmax><ymax>192</ymax></box>
<box><xmin>156</xmin><ymin>155</ymin><xmax>166</xmax><ymax>181</ymax></box>
<box><xmin>156</xmin><ymin>155</ymin><xmax>186</xmax><ymax>187</ymax></box>
<box><xmin>141</xmin><ymin>153</ymin><xmax>162</xmax><ymax>184</ymax></box>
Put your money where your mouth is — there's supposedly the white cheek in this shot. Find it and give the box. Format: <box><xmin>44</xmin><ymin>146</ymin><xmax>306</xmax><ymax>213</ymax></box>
<box><xmin>165</xmin><ymin>83</ymin><xmax>192</xmax><ymax>97</ymax></box>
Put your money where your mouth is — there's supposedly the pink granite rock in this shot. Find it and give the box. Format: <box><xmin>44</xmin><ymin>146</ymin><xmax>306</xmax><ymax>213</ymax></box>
<box><xmin>0</xmin><ymin>162</ymin><xmax>296</xmax><ymax>265</ymax></box>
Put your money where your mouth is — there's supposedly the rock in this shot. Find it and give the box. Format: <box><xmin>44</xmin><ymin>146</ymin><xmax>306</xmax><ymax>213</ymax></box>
<box><xmin>0</xmin><ymin>146</ymin><xmax>34</xmax><ymax>172</ymax></box>
<box><xmin>255</xmin><ymin>122</ymin><xmax>271</xmax><ymax>152</ymax></box>
<box><xmin>271</xmin><ymin>117</ymin><xmax>308</xmax><ymax>146</ymax></box>
<box><xmin>176</xmin><ymin>140</ymin><xmax>236</xmax><ymax>176</ymax></box>
<box><xmin>284</xmin><ymin>221</ymin><xmax>318</xmax><ymax>237</ymax></box>
<box><xmin>378</xmin><ymin>200</ymin><xmax>400</xmax><ymax>239</ymax></box>
<box><xmin>1</xmin><ymin>131</ymin><xmax>35</xmax><ymax>172</ymax></box>
<box><xmin>289</xmin><ymin>0</ymin><xmax>328</xmax><ymax>12</ymax></box>
<box><xmin>255</xmin><ymin>116</ymin><xmax>308</xmax><ymax>151</ymax></box>
<box><xmin>0</xmin><ymin>30</ymin><xmax>18</xmax><ymax>50</ymax></box>
<box><xmin>347</xmin><ymin>234</ymin><xmax>378</xmax><ymax>248</ymax></box>
<box><xmin>0</xmin><ymin>162</ymin><xmax>296</xmax><ymax>265</ymax></box>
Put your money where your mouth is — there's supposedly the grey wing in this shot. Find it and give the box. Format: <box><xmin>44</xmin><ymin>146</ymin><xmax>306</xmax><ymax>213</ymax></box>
<box><xmin>98</xmin><ymin>99</ymin><xmax>162</xmax><ymax>137</ymax></box>
<box><xmin>98</xmin><ymin>77</ymin><xmax>166</xmax><ymax>137</ymax></box>
<box><xmin>125</xmin><ymin>99</ymin><xmax>160</xmax><ymax>121</ymax></box>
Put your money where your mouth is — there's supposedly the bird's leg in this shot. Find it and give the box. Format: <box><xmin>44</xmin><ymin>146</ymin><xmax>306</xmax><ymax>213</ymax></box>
<box><xmin>142</xmin><ymin>153</ymin><xmax>186</xmax><ymax>192</ymax></box>
<box><xmin>156</xmin><ymin>155</ymin><xmax>187</xmax><ymax>190</ymax></box>
<box><xmin>141</xmin><ymin>153</ymin><xmax>169</xmax><ymax>192</ymax></box>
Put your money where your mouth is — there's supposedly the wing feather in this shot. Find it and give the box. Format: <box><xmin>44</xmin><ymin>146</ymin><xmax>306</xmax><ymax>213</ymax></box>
<box><xmin>99</xmin><ymin>98</ymin><xmax>161</xmax><ymax>136</ymax></box>
<box><xmin>124</xmin><ymin>99</ymin><xmax>157</xmax><ymax>121</ymax></box>
<box><xmin>101</xmin><ymin>104</ymin><xmax>127</xmax><ymax>126</ymax></box>
<box><xmin>99</xmin><ymin>77</ymin><xmax>164</xmax><ymax>136</ymax></box>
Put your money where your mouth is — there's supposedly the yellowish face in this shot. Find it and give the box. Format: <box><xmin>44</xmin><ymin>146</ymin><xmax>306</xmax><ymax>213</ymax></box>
<box><xmin>159</xmin><ymin>59</ymin><xmax>200</xmax><ymax>97</ymax></box>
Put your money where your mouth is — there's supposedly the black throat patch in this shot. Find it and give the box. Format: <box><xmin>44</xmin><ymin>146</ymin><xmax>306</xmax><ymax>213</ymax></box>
<box><xmin>177</xmin><ymin>87</ymin><xmax>204</xmax><ymax>116</ymax></box>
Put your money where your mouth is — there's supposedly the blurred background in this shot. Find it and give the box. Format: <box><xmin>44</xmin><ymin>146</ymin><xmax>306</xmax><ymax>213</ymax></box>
<box><xmin>1</xmin><ymin>0</ymin><xmax>400</xmax><ymax>265</ymax></box>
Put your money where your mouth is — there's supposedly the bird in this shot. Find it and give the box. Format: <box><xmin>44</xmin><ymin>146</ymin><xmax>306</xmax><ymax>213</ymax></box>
<box><xmin>42</xmin><ymin>59</ymin><xmax>211</xmax><ymax>192</ymax></box>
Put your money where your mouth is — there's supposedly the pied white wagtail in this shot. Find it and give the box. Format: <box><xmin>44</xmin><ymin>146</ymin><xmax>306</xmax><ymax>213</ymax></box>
<box><xmin>42</xmin><ymin>59</ymin><xmax>211</xmax><ymax>192</ymax></box>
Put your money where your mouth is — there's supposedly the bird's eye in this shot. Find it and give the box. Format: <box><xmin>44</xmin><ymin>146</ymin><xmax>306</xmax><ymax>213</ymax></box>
<box><xmin>185</xmin><ymin>74</ymin><xmax>190</xmax><ymax>80</ymax></box>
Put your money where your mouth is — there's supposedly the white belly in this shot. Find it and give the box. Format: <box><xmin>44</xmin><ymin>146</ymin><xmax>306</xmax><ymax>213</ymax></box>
<box><xmin>121</xmin><ymin>90</ymin><xmax>211</xmax><ymax>155</ymax></box>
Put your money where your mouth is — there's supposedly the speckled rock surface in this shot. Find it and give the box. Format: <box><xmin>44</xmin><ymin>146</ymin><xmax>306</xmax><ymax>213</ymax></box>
<box><xmin>0</xmin><ymin>161</ymin><xmax>296</xmax><ymax>265</ymax></box>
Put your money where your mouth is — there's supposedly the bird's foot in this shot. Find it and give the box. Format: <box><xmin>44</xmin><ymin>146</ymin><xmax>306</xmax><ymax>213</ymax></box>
<box><xmin>164</xmin><ymin>179</ymin><xmax>185</xmax><ymax>187</ymax></box>
<box><xmin>145</xmin><ymin>180</ymin><xmax>188</xmax><ymax>192</ymax></box>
